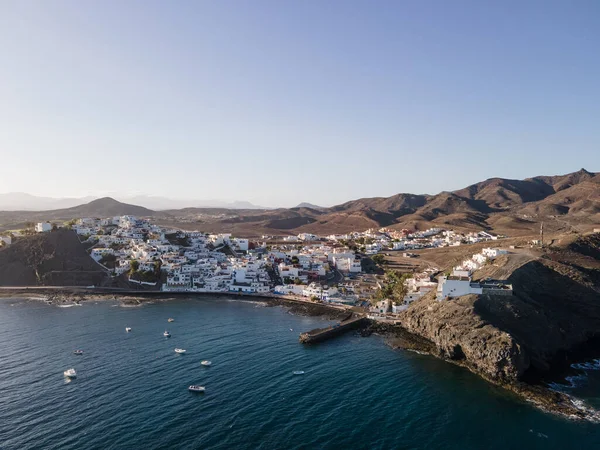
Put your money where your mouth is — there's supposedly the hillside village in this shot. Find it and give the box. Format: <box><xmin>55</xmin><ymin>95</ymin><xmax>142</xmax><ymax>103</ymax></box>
<box><xmin>0</xmin><ymin>215</ymin><xmax>515</xmax><ymax>314</ymax></box>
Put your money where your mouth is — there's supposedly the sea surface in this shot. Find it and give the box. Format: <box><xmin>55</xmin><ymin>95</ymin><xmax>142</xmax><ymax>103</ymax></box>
<box><xmin>1</xmin><ymin>297</ymin><xmax>600</xmax><ymax>450</ymax></box>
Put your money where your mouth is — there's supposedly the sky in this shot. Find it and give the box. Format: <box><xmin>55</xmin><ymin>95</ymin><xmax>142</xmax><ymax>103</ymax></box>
<box><xmin>0</xmin><ymin>0</ymin><xmax>599</xmax><ymax>207</ymax></box>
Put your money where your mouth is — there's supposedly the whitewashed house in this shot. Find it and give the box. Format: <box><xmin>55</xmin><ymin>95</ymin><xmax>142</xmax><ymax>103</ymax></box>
<box><xmin>35</xmin><ymin>222</ymin><xmax>52</xmax><ymax>233</ymax></box>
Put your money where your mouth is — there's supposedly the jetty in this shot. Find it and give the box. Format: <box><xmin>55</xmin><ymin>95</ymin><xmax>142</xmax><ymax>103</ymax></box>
<box><xmin>299</xmin><ymin>314</ymin><xmax>368</xmax><ymax>344</ymax></box>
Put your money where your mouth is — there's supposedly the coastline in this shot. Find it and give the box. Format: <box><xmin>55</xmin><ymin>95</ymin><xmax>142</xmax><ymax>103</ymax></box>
<box><xmin>0</xmin><ymin>287</ymin><xmax>349</xmax><ymax>319</ymax></box>
<box><xmin>365</xmin><ymin>321</ymin><xmax>600</xmax><ymax>422</ymax></box>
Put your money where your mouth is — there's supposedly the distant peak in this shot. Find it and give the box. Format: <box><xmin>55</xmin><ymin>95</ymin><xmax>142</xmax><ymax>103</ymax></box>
<box><xmin>295</xmin><ymin>202</ymin><xmax>324</xmax><ymax>209</ymax></box>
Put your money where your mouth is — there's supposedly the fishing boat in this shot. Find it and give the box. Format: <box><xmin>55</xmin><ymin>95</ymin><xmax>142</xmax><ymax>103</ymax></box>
<box><xmin>201</xmin><ymin>360</ymin><xmax>212</xmax><ymax>367</ymax></box>
<box><xmin>175</xmin><ymin>348</ymin><xmax>186</xmax><ymax>354</ymax></box>
<box><xmin>188</xmin><ymin>385</ymin><xmax>205</xmax><ymax>393</ymax></box>
<box><xmin>64</xmin><ymin>368</ymin><xmax>77</xmax><ymax>378</ymax></box>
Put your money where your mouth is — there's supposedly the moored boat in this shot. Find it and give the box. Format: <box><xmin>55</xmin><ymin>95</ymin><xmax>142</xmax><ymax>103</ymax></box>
<box><xmin>64</xmin><ymin>368</ymin><xmax>77</xmax><ymax>378</ymax></box>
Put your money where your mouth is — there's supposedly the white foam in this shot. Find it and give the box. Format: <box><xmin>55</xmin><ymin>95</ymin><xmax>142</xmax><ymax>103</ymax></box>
<box><xmin>571</xmin><ymin>359</ymin><xmax>600</xmax><ymax>371</ymax></box>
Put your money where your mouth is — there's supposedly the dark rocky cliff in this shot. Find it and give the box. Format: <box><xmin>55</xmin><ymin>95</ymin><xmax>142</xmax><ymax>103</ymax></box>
<box><xmin>0</xmin><ymin>230</ymin><xmax>108</xmax><ymax>286</ymax></box>
<box><xmin>397</xmin><ymin>234</ymin><xmax>600</xmax><ymax>418</ymax></box>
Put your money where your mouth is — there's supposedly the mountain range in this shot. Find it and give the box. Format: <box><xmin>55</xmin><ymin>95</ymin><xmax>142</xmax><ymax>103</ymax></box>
<box><xmin>0</xmin><ymin>169</ymin><xmax>597</xmax><ymax>236</ymax></box>
<box><xmin>0</xmin><ymin>193</ymin><xmax>269</xmax><ymax>211</ymax></box>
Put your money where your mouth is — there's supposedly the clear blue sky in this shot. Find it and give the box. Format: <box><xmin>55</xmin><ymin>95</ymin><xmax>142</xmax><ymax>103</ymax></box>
<box><xmin>1</xmin><ymin>0</ymin><xmax>598</xmax><ymax>207</ymax></box>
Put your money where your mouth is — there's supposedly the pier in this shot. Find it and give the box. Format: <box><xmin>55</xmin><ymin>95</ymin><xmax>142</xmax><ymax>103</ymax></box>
<box><xmin>299</xmin><ymin>314</ymin><xmax>368</xmax><ymax>344</ymax></box>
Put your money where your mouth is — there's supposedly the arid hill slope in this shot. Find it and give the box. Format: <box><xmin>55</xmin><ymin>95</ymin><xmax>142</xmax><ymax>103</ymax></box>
<box><xmin>0</xmin><ymin>230</ymin><xmax>108</xmax><ymax>286</ymax></box>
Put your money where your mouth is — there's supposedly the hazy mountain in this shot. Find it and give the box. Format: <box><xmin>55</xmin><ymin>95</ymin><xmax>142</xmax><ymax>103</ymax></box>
<box><xmin>0</xmin><ymin>193</ymin><xmax>270</xmax><ymax>211</ymax></box>
<box><xmin>111</xmin><ymin>196</ymin><xmax>269</xmax><ymax>210</ymax></box>
<box><xmin>0</xmin><ymin>193</ymin><xmax>97</xmax><ymax>211</ymax></box>
<box><xmin>295</xmin><ymin>202</ymin><xmax>325</xmax><ymax>209</ymax></box>
<box><xmin>56</xmin><ymin>197</ymin><xmax>158</xmax><ymax>218</ymax></box>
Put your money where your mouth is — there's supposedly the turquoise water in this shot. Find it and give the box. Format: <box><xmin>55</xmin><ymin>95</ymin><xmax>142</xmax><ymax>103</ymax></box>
<box><xmin>1</xmin><ymin>297</ymin><xmax>599</xmax><ymax>449</ymax></box>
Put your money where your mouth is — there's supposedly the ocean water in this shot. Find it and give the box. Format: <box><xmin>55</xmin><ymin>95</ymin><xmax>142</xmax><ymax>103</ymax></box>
<box><xmin>1</xmin><ymin>297</ymin><xmax>600</xmax><ymax>450</ymax></box>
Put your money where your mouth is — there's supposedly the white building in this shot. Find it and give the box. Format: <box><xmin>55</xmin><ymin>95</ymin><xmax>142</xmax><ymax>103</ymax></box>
<box><xmin>278</xmin><ymin>264</ymin><xmax>300</xmax><ymax>280</ymax></box>
<box><xmin>482</xmin><ymin>248</ymin><xmax>508</xmax><ymax>259</ymax></box>
<box><xmin>90</xmin><ymin>248</ymin><xmax>115</xmax><ymax>262</ymax></box>
<box><xmin>437</xmin><ymin>276</ymin><xmax>483</xmax><ymax>300</ymax></box>
<box><xmin>370</xmin><ymin>299</ymin><xmax>391</xmax><ymax>315</ymax></box>
<box><xmin>35</xmin><ymin>222</ymin><xmax>52</xmax><ymax>233</ymax></box>
<box><xmin>274</xmin><ymin>284</ymin><xmax>306</xmax><ymax>295</ymax></box>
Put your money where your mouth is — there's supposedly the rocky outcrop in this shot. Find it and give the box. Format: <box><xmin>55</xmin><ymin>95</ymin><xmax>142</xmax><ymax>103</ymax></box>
<box><xmin>396</xmin><ymin>238</ymin><xmax>600</xmax><ymax>419</ymax></box>
<box><xmin>0</xmin><ymin>230</ymin><xmax>108</xmax><ymax>286</ymax></box>
<box><xmin>400</xmin><ymin>294</ymin><xmax>530</xmax><ymax>382</ymax></box>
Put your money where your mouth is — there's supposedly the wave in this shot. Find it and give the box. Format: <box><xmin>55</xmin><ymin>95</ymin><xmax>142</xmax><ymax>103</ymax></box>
<box><xmin>571</xmin><ymin>359</ymin><xmax>600</xmax><ymax>371</ymax></box>
<box><xmin>547</xmin><ymin>373</ymin><xmax>588</xmax><ymax>392</ymax></box>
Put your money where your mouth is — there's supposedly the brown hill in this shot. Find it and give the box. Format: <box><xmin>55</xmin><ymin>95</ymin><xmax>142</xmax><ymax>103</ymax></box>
<box><xmin>516</xmin><ymin>179</ymin><xmax>600</xmax><ymax>217</ymax></box>
<box><xmin>57</xmin><ymin>197</ymin><xmax>157</xmax><ymax>218</ymax></box>
<box><xmin>0</xmin><ymin>229</ymin><xmax>108</xmax><ymax>286</ymax></box>
<box><xmin>0</xmin><ymin>197</ymin><xmax>162</xmax><ymax>231</ymax></box>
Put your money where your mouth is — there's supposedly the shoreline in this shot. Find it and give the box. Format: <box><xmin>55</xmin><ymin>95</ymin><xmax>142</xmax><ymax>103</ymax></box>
<box><xmin>364</xmin><ymin>321</ymin><xmax>600</xmax><ymax>422</ymax></box>
<box><xmin>0</xmin><ymin>286</ymin><xmax>350</xmax><ymax>319</ymax></box>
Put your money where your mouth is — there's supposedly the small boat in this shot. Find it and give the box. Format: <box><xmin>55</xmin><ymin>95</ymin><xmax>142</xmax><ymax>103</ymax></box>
<box><xmin>188</xmin><ymin>385</ymin><xmax>205</xmax><ymax>393</ymax></box>
<box><xmin>73</xmin><ymin>350</ymin><xmax>84</xmax><ymax>355</ymax></box>
<box><xmin>64</xmin><ymin>368</ymin><xmax>77</xmax><ymax>378</ymax></box>
<box><xmin>293</xmin><ymin>370</ymin><xmax>305</xmax><ymax>375</ymax></box>
<box><xmin>290</xmin><ymin>328</ymin><xmax>293</xmax><ymax>331</ymax></box>
<box><xmin>201</xmin><ymin>360</ymin><xmax>212</xmax><ymax>367</ymax></box>
<box><xmin>168</xmin><ymin>318</ymin><xmax>174</xmax><ymax>322</ymax></box>
<box><xmin>175</xmin><ymin>348</ymin><xmax>186</xmax><ymax>354</ymax></box>
<box><xmin>164</xmin><ymin>331</ymin><xmax>171</xmax><ymax>338</ymax></box>
<box><xmin>126</xmin><ymin>327</ymin><xmax>132</xmax><ymax>332</ymax></box>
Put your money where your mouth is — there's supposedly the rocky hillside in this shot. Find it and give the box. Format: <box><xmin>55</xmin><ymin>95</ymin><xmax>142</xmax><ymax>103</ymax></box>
<box><xmin>0</xmin><ymin>229</ymin><xmax>108</xmax><ymax>286</ymax></box>
<box><xmin>397</xmin><ymin>233</ymin><xmax>600</xmax><ymax>416</ymax></box>
<box><xmin>160</xmin><ymin>168</ymin><xmax>598</xmax><ymax>236</ymax></box>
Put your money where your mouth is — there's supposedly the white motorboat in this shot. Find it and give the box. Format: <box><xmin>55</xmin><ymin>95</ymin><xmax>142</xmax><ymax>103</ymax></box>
<box><xmin>293</xmin><ymin>370</ymin><xmax>305</xmax><ymax>375</ymax></box>
<box><xmin>164</xmin><ymin>331</ymin><xmax>171</xmax><ymax>337</ymax></box>
<box><xmin>168</xmin><ymin>318</ymin><xmax>175</xmax><ymax>322</ymax></box>
<box><xmin>73</xmin><ymin>350</ymin><xmax>84</xmax><ymax>355</ymax></box>
<box><xmin>175</xmin><ymin>348</ymin><xmax>186</xmax><ymax>354</ymax></box>
<box><xmin>201</xmin><ymin>360</ymin><xmax>212</xmax><ymax>367</ymax></box>
<box><xmin>126</xmin><ymin>327</ymin><xmax>132</xmax><ymax>332</ymax></box>
<box><xmin>188</xmin><ymin>385</ymin><xmax>205</xmax><ymax>393</ymax></box>
<box><xmin>64</xmin><ymin>368</ymin><xmax>77</xmax><ymax>378</ymax></box>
